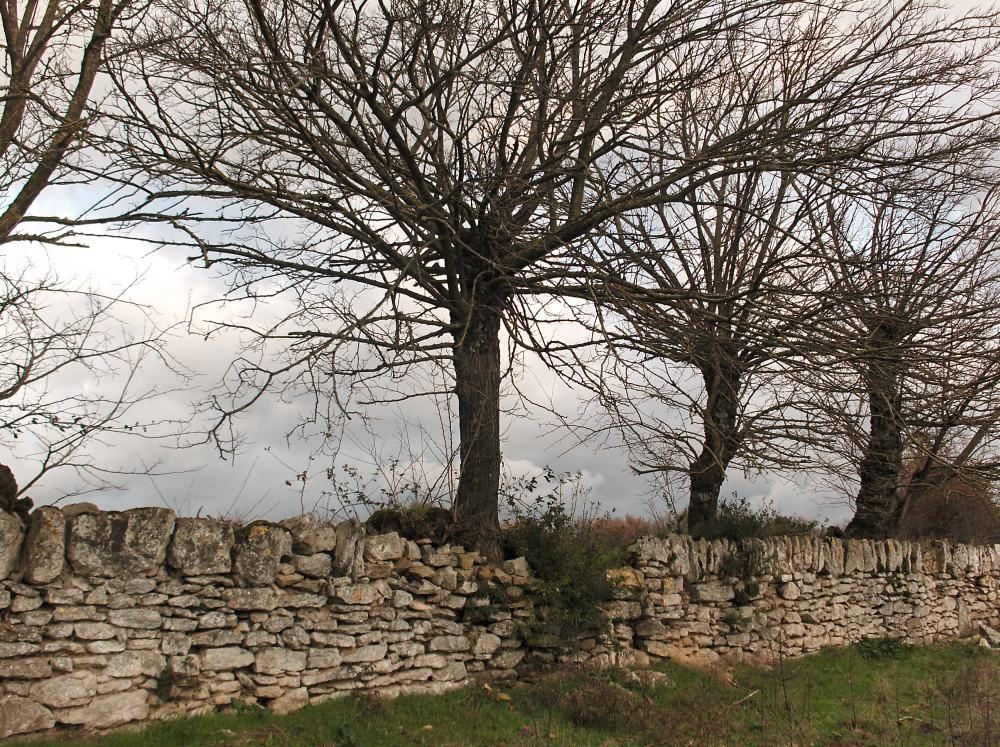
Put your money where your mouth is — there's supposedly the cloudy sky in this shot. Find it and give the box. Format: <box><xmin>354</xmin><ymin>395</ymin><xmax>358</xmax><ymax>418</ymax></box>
<box><xmin>4</xmin><ymin>207</ymin><xmax>853</xmax><ymax>527</ymax></box>
<box><xmin>19</xmin><ymin>0</ymin><xmax>973</xmax><ymax>527</ymax></box>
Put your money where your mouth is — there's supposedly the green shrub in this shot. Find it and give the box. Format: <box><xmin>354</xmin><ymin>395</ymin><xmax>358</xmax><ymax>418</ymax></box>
<box><xmin>856</xmin><ymin>637</ymin><xmax>910</xmax><ymax>660</ymax></box>
<box><xmin>694</xmin><ymin>494</ymin><xmax>818</xmax><ymax>541</ymax></box>
<box><xmin>718</xmin><ymin>539</ymin><xmax>768</xmax><ymax>605</ymax></box>
<box><xmin>501</xmin><ymin>469</ymin><xmax>626</xmax><ymax>652</ymax></box>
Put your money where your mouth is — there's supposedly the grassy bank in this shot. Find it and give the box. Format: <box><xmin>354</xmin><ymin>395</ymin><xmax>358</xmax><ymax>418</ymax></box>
<box><xmin>15</xmin><ymin>641</ymin><xmax>999</xmax><ymax>746</ymax></box>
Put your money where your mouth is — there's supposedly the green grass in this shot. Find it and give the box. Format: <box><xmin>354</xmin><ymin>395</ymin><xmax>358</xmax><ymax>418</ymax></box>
<box><xmin>14</xmin><ymin>641</ymin><xmax>1000</xmax><ymax>746</ymax></box>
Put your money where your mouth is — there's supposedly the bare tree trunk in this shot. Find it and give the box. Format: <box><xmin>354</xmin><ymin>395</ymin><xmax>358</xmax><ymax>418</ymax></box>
<box><xmin>847</xmin><ymin>365</ymin><xmax>904</xmax><ymax>537</ymax></box>
<box><xmin>687</xmin><ymin>361</ymin><xmax>741</xmax><ymax>533</ymax></box>
<box><xmin>452</xmin><ymin>304</ymin><xmax>503</xmax><ymax>560</ymax></box>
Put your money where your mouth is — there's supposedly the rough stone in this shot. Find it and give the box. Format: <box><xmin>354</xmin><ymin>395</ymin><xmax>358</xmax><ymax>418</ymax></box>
<box><xmin>365</xmin><ymin>532</ymin><xmax>405</xmax><ymax>562</ymax></box>
<box><xmin>224</xmin><ymin>587</ymin><xmax>279</xmax><ymax>611</ymax></box>
<box><xmin>28</xmin><ymin>671</ymin><xmax>97</xmax><ymax>708</ymax></box>
<box><xmin>0</xmin><ymin>642</ymin><xmax>38</xmax><ymax>658</ymax></box>
<box><xmin>334</xmin><ymin>583</ymin><xmax>379</xmax><ymax>605</ymax></box>
<box><xmin>74</xmin><ymin>622</ymin><xmax>116</xmax><ymax>640</ymax></box>
<box><xmin>280</xmin><ymin>514</ymin><xmax>338</xmax><ymax>555</ymax></box>
<box><xmin>254</xmin><ymin>647</ymin><xmax>308</xmax><ymax>674</ymax></box>
<box><xmin>333</xmin><ymin>519</ymin><xmax>365</xmax><ymax>577</ymax></box>
<box><xmin>471</xmin><ymin>633</ymin><xmax>502</xmax><ymax>656</ymax></box>
<box><xmin>105</xmin><ymin>650</ymin><xmax>166</xmax><ymax>678</ymax></box>
<box><xmin>57</xmin><ymin>690</ymin><xmax>149</xmax><ymax>729</ymax></box>
<box><xmin>341</xmin><ymin>644</ymin><xmax>388</xmax><ymax>663</ymax></box>
<box><xmin>0</xmin><ymin>510</ymin><xmax>24</xmax><ymax>580</ymax></box>
<box><xmin>168</xmin><ymin>518</ymin><xmax>235</xmax><ymax>576</ymax></box>
<box><xmin>293</xmin><ymin>553</ymin><xmax>332</xmax><ymax>578</ymax></box>
<box><xmin>21</xmin><ymin>506</ymin><xmax>65</xmax><ymax>584</ymax></box>
<box><xmin>108</xmin><ymin>609</ymin><xmax>162</xmax><ymax>629</ymax></box>
<box><xmin>270</xmin><ymin>687</ymin><xmax>309</xmax><ymax>715</ymax></box>
<box><xmin>690</xmin><ymin>582</ymin><xmax>735</xmax><ymax>603</ymax></box>
<box><xmin>428</xmin><ymin>635</ymin><xmax>470</xmax><ymax>653</ymax></box>
<box><xmin>779</xmin><ymin>582</ymin><xmax>801</xmax><ymax>601</ymax></box>
<box><xmin>232</xmin><ymin>522</ymin><xmax>292</xmax><ymax>586</ymax></box>
<box><xmin>0</xmin><ymin>695</ymin><xmax>55</xmax><ymax>738</ymax></box>
<box><xmin>66</xmin><ymin>508</ymin><xmax>175</xmax><ymax>577</ymax></box>
<box><xmin>502</xmin><ymin>557</ymin><xmax>530</xmax><ymax>577</ymax></box>
<box><xmin>0</xmin><ymin>658</ymin><xmax>52</xmax><ymax>679</ymax></box>
<box><xmin>201</xmin><ymin>646</ymin><xmax>254</xmax><ymax>671</ymax></box>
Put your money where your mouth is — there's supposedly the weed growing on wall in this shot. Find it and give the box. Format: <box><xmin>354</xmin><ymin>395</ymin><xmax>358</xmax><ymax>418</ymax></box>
<box><xmin>694</xmin><ymin>494</ymin><xmax>818</xmax><ymax>541</ymax></box>
<box><xmin>501</xmin><ymin>468</ymin><xmax>626</xmax><ymax>652</ymax></box>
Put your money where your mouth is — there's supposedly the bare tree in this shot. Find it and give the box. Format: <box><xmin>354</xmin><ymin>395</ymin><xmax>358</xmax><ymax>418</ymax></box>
<box><xmin>803</xmin><ymin>172</ymin><xmax>1000</xmax><ymax>537</ymax></box>
<box><xmin>0</xmin><ymin>0</ymin><xmax>182</xmax><ymax>509</ymax></box>
<box><xmin>533</xmin><ymin>1</ymin><xmax>1000</xmax><ymax>532</ymax></box>
<box><xmin>111</xmin><ymin>0</ymin><xmax>1000</xmax><ymax>555</ymax></box>
<box><xmin>0</xmin><ymin>0</ymin><xmax>143</xmax><ymax>244</ymax></box>
<box><xmin>556</xmin><ymin>169</ymin><xmax>829</xmax><ymax>533</ymax></box>
<box><xmin>0</xmin><ymin>264</ymin><xmax>178</xmax><ymax>505</ymax></box>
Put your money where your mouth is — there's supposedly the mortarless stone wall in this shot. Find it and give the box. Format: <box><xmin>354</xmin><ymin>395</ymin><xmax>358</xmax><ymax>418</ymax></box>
<box><xmin>1</xmin><ymin>503</ymin><xmax>999</xmax><ymax>740</ymax></box>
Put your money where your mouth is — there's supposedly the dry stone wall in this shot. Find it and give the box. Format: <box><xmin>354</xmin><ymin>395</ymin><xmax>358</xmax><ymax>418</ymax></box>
<box><xmin>1</xmin><ymin>503</ymin><xmax>999</xmax><ymax>741</ymax></box>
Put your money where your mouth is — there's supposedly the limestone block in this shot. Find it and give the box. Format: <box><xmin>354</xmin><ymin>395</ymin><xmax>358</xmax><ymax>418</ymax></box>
<box><xmin>334</xmin><ymin>583</ymin><xmax>378</xmax><ymax>605</ymax></box>
<box><xmin>254</xmin><ymin>647</ymin><xmax>308</xmax><ymax>674</ymax></box>
<box><xmin>826</xmin><ymin>538</ymin><xmax>845</xmax><ymax>576</ymax></box>
<box><xmin>365</xmin><ymin>532</ymin><xmax>405</xmax><ymax>562</ymax></box>
<box><xmin>74</xmin><ymin>622</ymin><xmax>116</xmax><ymax>640</ymax></box>
<box><xmin>0</xmin><ymin>510</ymin><xmax>24</xmax><ymax>580</ymax></box>
<box><xmin>428</xmin><ymin>635</ymin><xmax>470</xmax><ymax>653</ymax></box>
<box><xmin>201</xmin><ymin>647</ymin><xmax>254</xmax><ymax>671</ymax></box>
<box><xmin>341</xmin><ymin>644</ymin><xmax>387</xmax><ymax>663</ymax></box>
<box><xmin>779</xmin><ymin>581</ymin><xmax>801</xmax><ymax>600</ymax></box>
<box><xmin>66</xmin><ymin>508</ymin><xmax>175</xmax><ymax>577</ymax></box>
<box><xmin>223</xmin><ymin>587</ymin><xmax>279</xmax><ymax>611</ymax></box>
<box><xmin>432</xmin><ymin>661</ymin><xmax>467</xmax><ymax>682</ymax></box>
<box><xmin>280</xmin><ymin>514</ymin><xmax>338</xmax><ymax>555</ymax></box>
<box><xmin>0</xmin><ymin>642</ymin><xmax>39</xmax><ymax>658</ymax></box>
<box><xmin>292</xmin><ymin>552</ymin><xmax>332</xmax><ymax>578</ymax></box>
<box><xmin>490</xmin><ymin>649</ymin><xmax>525</xmax><ymax>669</ymax></box>
<box><xmin>690</xmin><ymin>582</ymin><xmax>735</xmax><ymax>603</ymax></box>
<box><xmin>232</xmin><ymin>522</ymin><xmax>292</xmax><ymax>586</ymax></box>
<box><xmin>57</xmin><ymin>689</ymin><xmax>149</xmax><ymax>729</ymax></box>
<box><xmin>307</xmin><ymin>649</ymin><xmax>342</xmax><ymax>669</ymax></box>
<box><xmin>167</xmin><ymin>518</ymin><xmax>234</xmax><ymax>576</ymax></box>
<box><xmin>471</xmin><ymin>633</ymin><xmax>502</xmax><ymax>656</ymax></box>
<box><xmin>333</xmin><ymin>519</ymin><xmax>365</xmax><ymax>577</ymax></box>
<box><xmin>502</xmin><ymin>557</ymin><xmax>530</xmax><ymax>577</ymax></box>
<box><xmin>843</xmin><ymin>540</ymin><xmax>864</xmax><ymax>575</ymax></box>
<box><xmin>0</xmin><ymin>658</ymin><xmax>52</xmax><ymax>679</ymax></box>
<box><xmin>108</xmin><ymin>609</ymin><xmax>162</xmax><ymax>629</ymax></box>
<box><xmin>28</xmin><ymin>671</ymin><xmax>97</xmax><ymax>708</ymax></box>
<box><xmin>270</xmin><ymin>687</ymin><xmax>308</xmax><ymax>715</ymax></box>
<box><xmin>605</xmin><ymin>600</ymin><xmax>643</xmax><ymax>620</ymax></box>
<box><xmin>162</xmin><ymin>633</ymin><xmax>192</xmax><ymax>656</ymax></box>
<box><xmin>0</xmin><ymin>695</ymin><xmax>55</xmax><ymax>738</ymax></box>
<box><xmin>191</xmin><ymin>629</ymin><xmax>244</xmax><ymax>647</ymax></box>
<box><xmin>21</xmin><ymin>506</ymin><xmax>64</xmax><ymax>584</ymax></box>
<box><xmin>104</xmin><ymin>650</ymin><xmax>165</xmax><ymax>678</ymax></box>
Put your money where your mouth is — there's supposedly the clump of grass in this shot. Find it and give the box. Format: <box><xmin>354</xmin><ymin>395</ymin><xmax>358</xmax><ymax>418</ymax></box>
<box><xmin>856</xmin><ymin>636</ymin><xmax>910</xmax><ymax>660</ymax></box>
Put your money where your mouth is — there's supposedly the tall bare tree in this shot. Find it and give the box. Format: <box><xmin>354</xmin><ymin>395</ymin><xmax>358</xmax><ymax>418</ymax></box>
<box><xmin>1</xmin><ymin>0</ymin><xmax>141</xmax><ymax>244</ymax></box>
<box><xmin>533</xmin><ymin>1</ymin><xmax>1000</xmax><ymax>532</ymax></box>
<box><xmin>804</xmin><ymin>174</ymin><xmax>1000</xmax><ymax>537</ymax></box>
<box><xmin>1</xmin><ymin>0</ymin><xmax>178</xmax><ymax>508</ymax></box>
<box><xmin>555</xmin><ymin>169</ymin><xmax>827</xmax><ymax>532</ymax></box>
<box><xmin>111</xmin><ymin>0</ymin><xmax>1000</xmax><ymax>554</ymax></box>
<box><xmin>0</xmin><ymin>265</ymin><xmax>177</xmax><ymax>503</ymax></box>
